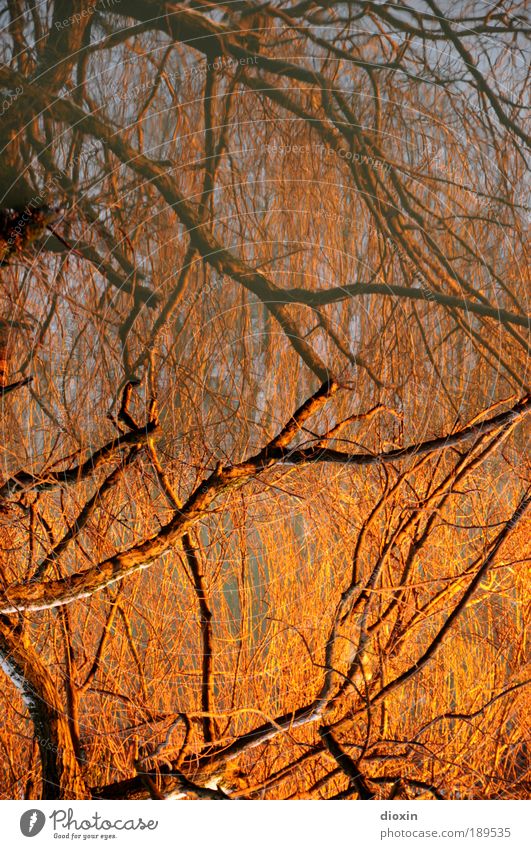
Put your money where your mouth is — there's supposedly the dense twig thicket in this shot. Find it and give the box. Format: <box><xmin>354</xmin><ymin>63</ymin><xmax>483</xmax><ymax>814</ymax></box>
<box><xmin>0</xmin><ymin>1</ymin><xmax>529</xmax><ymax>800</ymax></box>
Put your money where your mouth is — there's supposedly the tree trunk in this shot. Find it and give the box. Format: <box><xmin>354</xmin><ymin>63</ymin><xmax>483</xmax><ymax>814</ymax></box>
<box><xmin>0</xmin><ymin>618</ymin><xmax>90</xmax><ymax>799</ymax></box>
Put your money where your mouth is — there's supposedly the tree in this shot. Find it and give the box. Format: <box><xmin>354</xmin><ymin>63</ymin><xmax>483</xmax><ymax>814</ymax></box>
<box><xmin>0</xmin><ymin>0</ymin><xmax>529</xmax><ymax>800</ymax></box>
